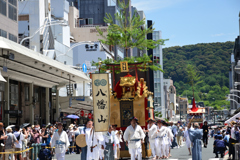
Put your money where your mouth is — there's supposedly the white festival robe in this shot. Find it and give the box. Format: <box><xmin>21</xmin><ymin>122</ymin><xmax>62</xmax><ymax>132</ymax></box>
<box><xmin>113</xmin><ymin>130</ymin><xmax>122</xmax><ymax>158</ymax></box>
<box><xmin>164</xmin><ymin>127</ymin><xmax>173</xmax><ymax>156</ymax></box>
<box><xmin>123</xmin><ymin>125</ymin><xmax>145</xmax><ymax>160</ymax></box>
<box><xmin>148</xmin><ymin>124</ymin><xmax>158</xmax><ymax>157</ymax></box>
<box><xmin>85</xmin><ymin>128</ymin><xmax>99</xmax><ymax>160</ymax></box>
<box><xmin>51</xmin><ymin>131</ymin><xmax>70</xmax><ymax>154</ymax></box>
<box><xmin>154</xmin><ymin>126</ymin><xmax>168</xmax><ymax>157</ymax></box>
<box><xmin>95</xmin><ymin>132</ymin><xmax>104</xmax><ymax>159</ymax></box>
<box><xmin>184</xmin><ymin>129</ymin><xmax>191</xmax><ymax>148</ymax></box>
<box><xmin>123</xmin><ymin>125</ymin><xmax>145</xmax><ymax>149</ymax></box>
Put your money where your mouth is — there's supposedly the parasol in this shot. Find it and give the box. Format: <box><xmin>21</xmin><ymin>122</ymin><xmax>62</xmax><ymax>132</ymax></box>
<box><xmin>64</xmin><ymin>114</ymin><xmax>79</xmax><ymax>119</ymax></box>
<box><xmin>20</xmin><ymin>123</ymin><xmax>30</xmax><ymax>129</ymax></box>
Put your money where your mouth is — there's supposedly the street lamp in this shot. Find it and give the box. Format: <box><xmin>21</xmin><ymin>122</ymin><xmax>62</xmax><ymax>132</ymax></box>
<box><xmin>235</xmin><ymin>60</ymin><xmax>240</xmax><ymax>74</ymax></box>
<box><xmin>228</xmin><ymin>94</ymin><xmax>240</xmax><ymax>99</ymax></box>
<box><xmin>56</xmin><ymin>41</ymin><xmax>94</xmax><ymax>59</ymax></box>
<box><xmin>230</xmin><ymin>89</ymin><xmax>240</xmax><ymax>93</ymax></box>
<box><xmin>227</xmin><ymin>98</ymin><xmax>239</xmax><ymax>106</ymax></box>
<box><xmin>20</xmin><ymin>20</ymin><xmax>68</xmax><ymax>45</ymax></box>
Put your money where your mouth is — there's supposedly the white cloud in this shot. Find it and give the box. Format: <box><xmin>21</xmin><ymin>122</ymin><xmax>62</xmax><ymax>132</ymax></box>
<box><xmin>211</xmin><ymin>33</ymin><xmax>225</xmax><ymax>37</ymax></box>
<box><xmin>211</xmin><ymin>33</ymin><xmax>236</xmax><ymax>37</ymax></box>
<box><xmin>131</xmin><ymin>0</ymin><xmax>187</xmax><ymax>12</ymax></box>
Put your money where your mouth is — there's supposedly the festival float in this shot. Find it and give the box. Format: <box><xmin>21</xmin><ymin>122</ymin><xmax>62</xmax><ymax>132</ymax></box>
<box><xmin>187</xmin><ymin>98</ymin><xmax>205</xmax><ymax>127</ymax></box>
<box><xmin>104</xmin><ymin>61</ymin><xmax>155</xmax><ymax>158</ymax></box>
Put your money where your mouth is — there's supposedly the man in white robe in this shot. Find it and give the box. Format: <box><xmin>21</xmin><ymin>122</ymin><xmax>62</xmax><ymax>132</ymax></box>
<box><xmin>144</xmin><ymin>118</ymin><xmax>157</xmax><ymax>159</ymax></box>
<box><xmin>154</xmin><ymin>120</ymin><xmax>168</xmax><ymax>159</ymax></box>
<box><xmin>51</xmin><ymin>122</ymin><xmax>70</xmax><ymax>160</ymax></box>
<box><xmin>163</xmin><ymin>121</ymin><xmax>173</xmax><ymax>158</ymax></box>
<box><xmin>184</xmin><ymin>127</ymin><xmax>192</xmax><ymax>155</ymax></box>
<box><xmin>83</xmin><ymin>121</ymin><xmax>99</xmax><ymax>160</ymax></box>
<box><xmin>123</xmin><ymin>117</ymin><xmax>145</xmax><ymax>160</ymax></box>
<box><xmin>96</xmin><ymin>132</ymin><xmax>105</xmax><ymax>160</ymax></box>
<box><xmin>112</xmin><ymin>124</ymin><xmax>122</xmax><ymax>159</ymax></box>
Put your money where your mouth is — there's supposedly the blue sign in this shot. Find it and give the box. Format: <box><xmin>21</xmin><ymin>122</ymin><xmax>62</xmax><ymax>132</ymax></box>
<box><xmin>72</xmin><ymin>96</ymin><xmax>85</xmax><ymax>101</ymax></box>
<box><xmin>82</xmin><ymin>63</ymin><xmax>87</xmax><ymax>73</ymax></box>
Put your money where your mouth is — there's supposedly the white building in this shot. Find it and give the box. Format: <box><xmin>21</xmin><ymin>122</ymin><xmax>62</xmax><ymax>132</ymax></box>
<box><xmin>153</xmin><ymin>31</ymin><xmax>165</xmax><ymax>117</ymax></box>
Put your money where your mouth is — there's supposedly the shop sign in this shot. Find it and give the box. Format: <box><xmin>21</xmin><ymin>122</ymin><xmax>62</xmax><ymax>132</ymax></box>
<box><xmin>4</xmin><ymin>110</ymin><xmax>22</xmax><ymax>115</ymax></box>
<box><xmin>85</xmin><ymin>44</ymin><xmax>98</xmax><ymax>51</ymax></box>
<box><xmin>72</xmin><ymin>96</ymin><xmax>85</xmax><ymax>101</ymax></box>
<box><xmin>92</xmin><ymin>73</ymin><xmax>110</xmax><ymax>132</ymax></box>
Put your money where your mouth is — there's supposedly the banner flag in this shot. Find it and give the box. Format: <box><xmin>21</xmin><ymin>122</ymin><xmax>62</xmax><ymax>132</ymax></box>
<box><xmin>92</xmin><ymin>73</ymin><xmax>110</xmax><ymax>132</ymax></box>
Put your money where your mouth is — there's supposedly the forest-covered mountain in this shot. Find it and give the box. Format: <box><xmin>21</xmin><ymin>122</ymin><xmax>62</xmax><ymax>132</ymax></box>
<box><xmin>163</xmin><ymin>41</ymin><xmax>234</xmax><ymax>109</ymax></box>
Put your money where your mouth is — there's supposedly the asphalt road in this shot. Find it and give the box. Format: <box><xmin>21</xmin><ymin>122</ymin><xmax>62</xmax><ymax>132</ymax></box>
<box><xmin>53</xmin><ymin>137</ymin><xmax>229</xmax><ymax>160</ymax></box>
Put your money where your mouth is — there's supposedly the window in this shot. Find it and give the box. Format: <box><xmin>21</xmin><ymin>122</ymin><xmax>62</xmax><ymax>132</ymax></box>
<box><xmin>0</xmin><ymin>29</ymin><xmax>7</xmax><ymax>38</ymax></box>
<box><xmin>9</xmin><ymin>33</ymin><xmax>17</xmax><ymax>42</ymax></box>
<box><xmin>180</xmin><ymin>111</ymin><xmax>183</xmax><ymax>115</ymax></box>
<box><xmin>25</xmin><ymin>85</ymin><xmax>29</xmax><ymax>101</ymax></box>
<box><xmin>8</xmin><ymin>0</ymin><xmax>17</xmax><ymax>7</ymax></box>
<box><xmin>0</xmin><ymin>0</ymin><xmax>6</xmax><ymax>16</ymax></box>
<box><xmin>8</xmin><ymin>4</ymin><xmax>17</xmax><ymax>21</ymax></box>
<box><xmin>108</xmin><ymin>0</ymin><xmax>116</xmax><ymax>6</ymax></box>
<box><xmin>180</xmin><ymin>104</ymin><xmax>183</xmax><ymax>109</ymax></box>
<box><xmin>85</xmin><ymin>18</ymin><xmax>93</xmax><ymax>25</ymax></box>
<box><xmin>10</xmin><ymin>83</ymin><xmax>18</xmax><ymax>109</ymax></box>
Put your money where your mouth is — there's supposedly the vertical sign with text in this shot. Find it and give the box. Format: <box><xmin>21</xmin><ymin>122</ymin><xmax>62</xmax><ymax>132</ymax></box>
<box><xmin>92</xmin><ymin>73</ymin><xmax>110</xmax><ymax>132</ymax></box>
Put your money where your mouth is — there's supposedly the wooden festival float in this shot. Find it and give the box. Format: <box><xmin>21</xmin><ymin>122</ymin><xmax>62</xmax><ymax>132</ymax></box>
<box><xmin>106</xmin><ymin>62</ymin><xmax>154</xmax><ymax>158</ymax></box>
<box><xmin>187</xmin><ymin>98</ymin><xmax>205</xmax><ymax>127</ymax></box>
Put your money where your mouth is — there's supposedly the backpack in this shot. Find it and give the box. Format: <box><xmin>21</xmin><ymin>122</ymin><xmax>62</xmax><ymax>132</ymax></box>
<box><xmin>16</xmin><ymin>132</ymin><xmax>21</xmax><ymax>141</ymax></box>
<box><xmin>38</xmin><ymin>148</ymin><xmax>52</xmax><ymax>160</ymax></box>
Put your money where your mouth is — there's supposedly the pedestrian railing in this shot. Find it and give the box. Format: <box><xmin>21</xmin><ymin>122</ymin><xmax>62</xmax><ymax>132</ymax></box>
<box><xmin>0</xmin><ymin>144</ymin><xmax>76</xmax><ymax>160</ymax></box>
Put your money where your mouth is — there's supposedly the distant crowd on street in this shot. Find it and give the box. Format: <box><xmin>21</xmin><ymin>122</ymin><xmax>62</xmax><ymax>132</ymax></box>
<box><xmin>1</xmin><ymin>116</ymin><xmax>239</xmax><ymax>160</ymax></box>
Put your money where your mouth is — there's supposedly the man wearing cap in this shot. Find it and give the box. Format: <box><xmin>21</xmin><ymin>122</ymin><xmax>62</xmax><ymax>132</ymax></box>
<box><xmin>144</xmin><ymin>118</ymin><xmax>157</xmax><ymax>159</ymax></box>
<box><xmin>123</xmin><ymin>117</ymin><xmax>145</xmax><ymax>160</ymax></box>
<box><xmin>169</xmin><ymin>121</ymin><xmax>178</xmax><ymax>149</ymax></box>
<box><xmin>187</xmin><ymin>116</ymin><xmax>203</xmax><ymax>160</ymax></box>
<box><xmin>214</xmin><ymin>134</ymin><xmax>226</xmax><ymax>158</ymax></box>
<box><xmin>51</xmin><ymin>122</ymin><xmax>70</xmax><ymax>160</ymax></box>
<box><xmin>202</xmin><ymin>121</ymin><xmax>208</xmax><ymax>148</ymax></box>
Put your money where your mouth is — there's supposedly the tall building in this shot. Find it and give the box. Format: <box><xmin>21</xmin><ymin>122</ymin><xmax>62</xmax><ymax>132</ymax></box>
<box><xmin>163</xmin><ymin>79</ymin><xmax>177</xmax><ymax>120</ymax></box>
<box><xmin>0</xmin><ymin>0</ymin><xmax>18</xmax><ymax>42</ymax></box>
<box><xmin>67</xmin><ymin>0</ymin><xmax>145</xmax><ymax>59</ymax></box>
<box><xmin>153</xmin><ymin>31</ymin><xmax>164</xmax><ymax>116</ymax></box>
<box><xmin>229</xmin><ymin>12</ymin><xmax>240</xmax><ymax>110</ymax></box>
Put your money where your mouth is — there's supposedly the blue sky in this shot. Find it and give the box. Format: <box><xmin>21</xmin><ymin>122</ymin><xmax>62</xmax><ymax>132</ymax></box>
<box><xmin>131</xmin><ymin>0</ymin><xmax>240</xmax><ymax>48</ymax></box>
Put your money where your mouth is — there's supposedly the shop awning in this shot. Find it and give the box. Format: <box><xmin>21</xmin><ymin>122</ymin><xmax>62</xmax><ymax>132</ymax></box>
<box><xmin>60</xmin><ymin>96</ymin><xmax>93</xmax><ymax>114</ymax></box>
<box><xmin>225</xmin><ymin>112</ymin><xmax>240</xmax><ymax>124</ymax></box>
<box><xmin>0</xmin><ymin>37</ymin><xmax>90</xmax><ymax>88</ymax></box>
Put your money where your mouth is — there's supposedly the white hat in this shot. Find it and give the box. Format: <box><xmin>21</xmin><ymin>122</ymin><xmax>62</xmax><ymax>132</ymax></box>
<box><xmin>6</xmin><ymin>127</ymin><xmax>12</xmax><ymax>132</ymax></box>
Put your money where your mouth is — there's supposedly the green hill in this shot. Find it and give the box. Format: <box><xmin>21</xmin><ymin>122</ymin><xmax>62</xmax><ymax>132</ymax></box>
<box><xmin>163</xmin><ymin>41</ymin><xmax>234</xmax><ymax>109</ymax></box>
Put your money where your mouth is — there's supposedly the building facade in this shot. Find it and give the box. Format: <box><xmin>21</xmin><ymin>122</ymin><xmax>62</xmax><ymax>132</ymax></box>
<box><xmin>152</xmin><ymin>31</ymin><xmax>164</xmax><ymax>117</ymax></box>
<box><xmin>0</xmin><ymin>0</ymin><xmax>18</xmax><ymax>42</ymax></box>
<box><xmin>229</xmin><ymin>12</ymin><xmax>240</xmax><ymax>110</ymax></box>
<box><xmin>163</xmin><ymin>79</ymin><xmax>177</xmax><ymax>120</ymax></box>
<box><xmin>176</xmin><ymin>97</ymin><xmax>189</xmax><ymax>119</ymax></box>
